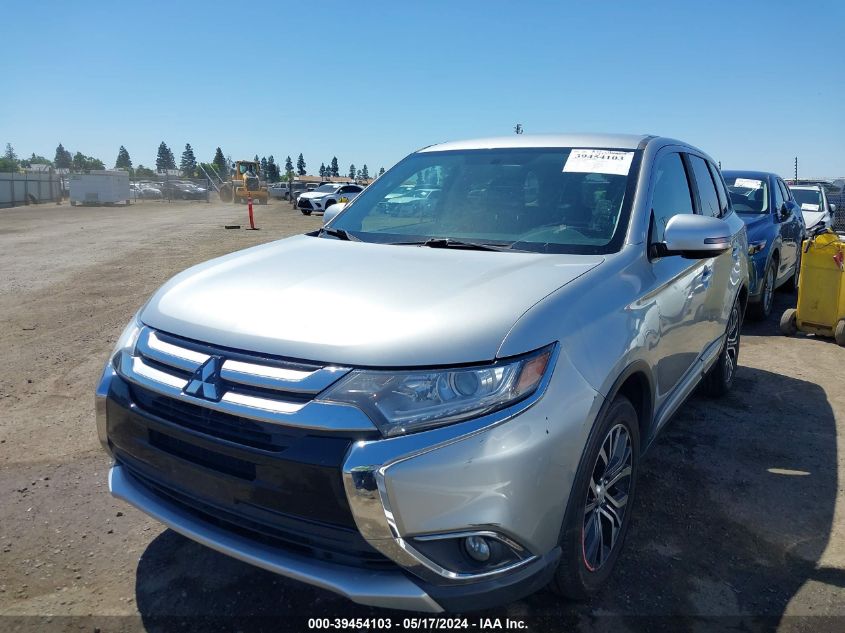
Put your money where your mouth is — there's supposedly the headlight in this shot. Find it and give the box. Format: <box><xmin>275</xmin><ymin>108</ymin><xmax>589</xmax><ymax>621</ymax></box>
<box><xmin>748</xmin><ymin>239</ymin><xmax>767</xmax><ymax>255</ymax></box>
<box><xmin>318</xmin><ymin>345</ymin><xmax>554</xmax><ymax>437</ymax></box>
<box><xmin>110</xmin><ymin>312</ymin><xmax>143</xmax><ymax>369</ymax></box>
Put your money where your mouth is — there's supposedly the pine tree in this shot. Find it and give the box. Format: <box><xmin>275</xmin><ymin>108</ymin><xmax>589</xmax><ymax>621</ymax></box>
<box><xmin>348</xmin><ymin>164</ymin><xmax>356</xmax><ymax>180</ymax></box>
<box><xmin>180</xmin><ymin>143</ymin><xmax>197</xmax><ymax>176</ymax></box>
<box><xmin>361</xmin><ymin>164</ymin><xmax>369</xmax><ymax>180</ymax></box>
<box><xmin>4</xmin><ymin>143</ymin><xmax>16</xmax><ymax>161</ymax></box>
<box><xmin>319</xmin><ymin>163</ymin><xmax>326</xmax><ymax>178</ymax></box>
<box><xmin>212</xmin><ymin>147</ymin><xmax>227</xmax><ymax>176</ymax></box>
<box><xmin>156</xmin><ymin>141</ymin><xmax>176</xmax><ymax>171</ymax></box>
<box><xmin>356</xmin><ymin>168</ymin><xmax>362</xmax><ymax>181</ymax></box>
<box><xmin>378</xmin><ymin>167</ymin><xmax>385</xmax><ymax>176</ymax></box>
<box><xmin>285</xmin><ymin>156</ymin><xmax>294</xmax><ymax>174</ymax></box>
<box><xmin>54</xmin><ymin>143</ymin><xmax>72</xmax><ymax>169</ymax></box>
<box><xmin>260</xmin><ymin>156</ymin><xmax>268</xmax><ymax>179</ymax></box>
<box><xmin>115</xmin><ymin>146</ymin><xmax>132</xmax><ymax>170</ymax></box>
<box><xmin>267</xmin><ymin>156</ymin><xmax>278</xmax><ymax>182</ymax></box>
<box><xmin>330</xmin><ymin>156</ymin><xmax>339</xmax><ymax>177</ymax></box>
<box><xmin>296</xmin><ymin>153</ymin><xmax>306</xmax><ymax>176</ymax></box>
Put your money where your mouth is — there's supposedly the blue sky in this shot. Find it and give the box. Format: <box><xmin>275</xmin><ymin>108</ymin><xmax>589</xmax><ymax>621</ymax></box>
<box><xmin>1</xmin><ymin>0</ymin><xmax>843</xmax><ymax>177</ymax></box>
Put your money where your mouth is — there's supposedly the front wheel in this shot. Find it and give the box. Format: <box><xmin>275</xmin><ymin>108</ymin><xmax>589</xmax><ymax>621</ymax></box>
<box><xmin>704</xmin><ymin>295</ymin><xmax>742</xmax><ymax>397</ymax></box>
<box><xmin>551</xmin><ymin>395</ymin><xmax>639</xmax><ymax>600</ymax></box>
<box><xmin>301</xmin><ymin>209</ymin><xmax>311</xmax><ymax>215</ymax></box>
<box><xmin>749</xmin><ymin>261</ymin><xmax>776</xmax><ymax>320</ymax></box>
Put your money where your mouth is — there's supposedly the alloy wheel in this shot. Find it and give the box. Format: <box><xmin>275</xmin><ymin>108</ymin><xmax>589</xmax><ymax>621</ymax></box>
<box><xmin>724</xmin><ymin>303</ymin><xmax>741</xmax><ymax>382</ymax></box>
<box><xmin>763</xmin><ymin>265</ymin><xmax>775</xmax><ymax>314</ymax></box>
<box><xmin>582</xmin><ymin>423</ymin><xmax>633</xmax><ymax>571</ymax></box>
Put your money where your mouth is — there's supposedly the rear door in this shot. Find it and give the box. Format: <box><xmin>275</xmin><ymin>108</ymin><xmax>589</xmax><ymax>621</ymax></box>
<box><xmin>776</xmin><ymin>177</ymin><xmax>802</xmax><ymax>271</ymax></box>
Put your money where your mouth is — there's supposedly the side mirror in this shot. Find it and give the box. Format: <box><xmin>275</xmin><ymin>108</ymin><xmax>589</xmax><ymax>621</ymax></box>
<box><xmin>657</xmin><ymin>214</ymin><xmax>732</xmax><ymax>259</ymax></box>
<box><xmin>831</xmin><ymin>203</ymin><xmax>837</xmax><ymax>213</ymax></box>
<box><xmin>780</xmin><ymin>202</ymin><xmax>795</xmax><ymax>220</ymax></box>
<box><xmin>323</xmin><ymin>202</ymin><xmax>347</xmax><ymax>225</ymax></box>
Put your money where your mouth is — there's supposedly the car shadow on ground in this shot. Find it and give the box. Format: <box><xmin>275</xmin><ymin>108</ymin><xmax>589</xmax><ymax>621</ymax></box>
<box><xmin>134</xmin><ymin>365</ymin><xmax>838</xmax><ymax>633</ymax></box>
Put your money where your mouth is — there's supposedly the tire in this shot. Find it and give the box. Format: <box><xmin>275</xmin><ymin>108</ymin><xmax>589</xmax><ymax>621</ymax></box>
<box><xmin>301</xmin><ymin>209</ymin><xmax>311</xmax><ymax>216</ymax></box>
<box><xmin>835</xmin><ymin>320</ymin><xmax>845</xmax><ymax>346</ymax></box>
<box><xmin>550</xmin><ymin>395</ymin><xmax>639</xmax><ymax>600</ymax></box>
<box><xmin>704</xmin><ymin>294</ymin><xmax>743</xmax><ymax>397</ymax></box>
<box><xmin>748</xmin><ymin>260</ymin><xmax>776</xmax><ymax>320</ymax></box>
<box><xmin>779</xmin><ymin>308</ymin><xmax>798</xmax><ymax>336</ymax></box>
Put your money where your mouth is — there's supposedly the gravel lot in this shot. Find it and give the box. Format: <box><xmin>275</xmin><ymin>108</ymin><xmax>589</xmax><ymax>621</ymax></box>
<box><xmin>1</xmin><ymin>199</ymin><xmax>843</xmax><ymax>632</ymax></box>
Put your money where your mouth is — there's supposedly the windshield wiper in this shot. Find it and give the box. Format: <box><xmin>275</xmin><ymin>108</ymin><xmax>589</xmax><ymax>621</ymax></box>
<box><xmin>319</xmin><ymin>227</ymin><xmax>360</xmax><ymax>241</ymax></box>
<box><xmin>394</xmin><ymin>238</ymin><xmax>524</xmax><ymax>252</ymax></box>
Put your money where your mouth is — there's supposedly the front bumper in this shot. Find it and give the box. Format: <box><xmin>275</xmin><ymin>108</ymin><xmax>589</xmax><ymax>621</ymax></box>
<box><xmin>96</xmin><ymin>341</ymin><xmax>600</xmax><ymax>611</ymax></box>
<box><xmin>108</xmin><ymin>462</ymin><xmax>441</xmax><ymax>611</ymax></box>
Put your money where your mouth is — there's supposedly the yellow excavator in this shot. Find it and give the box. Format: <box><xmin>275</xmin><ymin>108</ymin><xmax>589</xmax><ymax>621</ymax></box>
<box><xmin>219</xmin><ymin>160</ymin><xmax>268</xmax><ymax>204</ymax></box>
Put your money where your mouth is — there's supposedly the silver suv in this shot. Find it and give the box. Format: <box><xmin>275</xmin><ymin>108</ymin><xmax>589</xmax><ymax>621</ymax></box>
<box><xmin>97</xmin><ymin>134</ymin><xmax>748</xmax><ymax>612</ymax></box>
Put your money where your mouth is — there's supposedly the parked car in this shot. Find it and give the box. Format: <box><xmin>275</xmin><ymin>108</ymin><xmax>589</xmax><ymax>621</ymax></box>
<box><xmin>158</xmin><ymin>181</ymin><xmax>206</xmax><ymax>200</ymax></box>
<box><xmin>97</xmin><ymin>134</ymin><xmax>748</xmax><ymax>612</ymax></box>
<box><xmin>722</xmin><ymin>171</ymin><xmax>804</xmax><ymax>319</ymax></box>
<box><xmin>788</xmin><ymin>184</ymin><xmax>834</xmax><ymax>231</ymax></box>
<box><xmin>298</xmin><ymin>183</ymin><xmax>363</xmax><ymax>215</ymax></box>
<box><xmin>379</xmin><ymin>187</ymin><xmax>441</xmax><ymax>216</ymax></box>
<box><xmin>268</xmin><ymin>182</ymin><xmax>288</xmax><ymax>199</ymax></box>
<box><xmin>133</xmin><ymin>182</ymin><xmax>162</xmax><ymax>199</ymax></box>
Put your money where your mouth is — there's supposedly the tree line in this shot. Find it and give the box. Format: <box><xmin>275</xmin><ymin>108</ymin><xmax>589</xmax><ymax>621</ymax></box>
<box><xmin>1</xmin><ymin>141</ymin><xmax>386</xmax><ymax>183</ymax></box>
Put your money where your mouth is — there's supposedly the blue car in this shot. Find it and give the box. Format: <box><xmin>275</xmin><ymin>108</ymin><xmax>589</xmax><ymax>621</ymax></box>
<box><xmin>722</xmin><ymin>171</ymin><xmax>805</xmax><ymax>320</ymax></box>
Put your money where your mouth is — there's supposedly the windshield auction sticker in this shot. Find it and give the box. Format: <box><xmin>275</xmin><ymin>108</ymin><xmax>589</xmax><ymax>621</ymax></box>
<box><xmin>734</xmin><ymin>178</ymin><xmax>763</xmax><ymax>189</ymax></box>
<box><xmin>563</xmin><ymin>149</ymin><xmax>634</xmax><ymax>176</ymax></box>
<box><xmin>801</xmin><ymin>203</ymin><xmax>820</xmax><ymax>211</ymax></box>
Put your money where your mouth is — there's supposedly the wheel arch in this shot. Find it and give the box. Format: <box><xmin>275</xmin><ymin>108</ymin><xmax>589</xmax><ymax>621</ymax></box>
<box><xmin>601</xmin><ymin>361</ymin><xmax>655</xmax><ymax>453</ymax></box>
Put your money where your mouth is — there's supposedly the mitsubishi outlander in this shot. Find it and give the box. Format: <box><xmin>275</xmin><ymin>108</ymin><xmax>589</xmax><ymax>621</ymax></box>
<box><xmin>96</xmin><ymin>134</ymin><xmax>749</xmax><ymax>612</ymax></box>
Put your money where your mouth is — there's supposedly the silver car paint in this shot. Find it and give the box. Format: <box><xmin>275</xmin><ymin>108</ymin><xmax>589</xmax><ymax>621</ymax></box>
<box><xmin>140</xmin><ymin>234</ymin><xmax>604</xmax><ymax>367</ymax></box>
<box><xmin>103</xmin><ymin>133</ymin><xmax>749</xmax><ymax>610</ymax></box>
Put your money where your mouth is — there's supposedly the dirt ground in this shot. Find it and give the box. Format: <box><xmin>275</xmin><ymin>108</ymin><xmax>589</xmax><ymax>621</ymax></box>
<box><xmin>1</xmin><ymin>199</ymin><xmax>843</xmax><ymax>632</ymax></box>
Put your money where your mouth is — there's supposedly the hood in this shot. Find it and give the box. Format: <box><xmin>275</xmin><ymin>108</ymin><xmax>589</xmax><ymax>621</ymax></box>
<box><xmin>300</xmin><ymin>190</ymin><xmax>335</xmax><ymax>200</ymax></box>
<box><xmin>141</xmin><ymin>235</ymin><xmax>603</xmax><ymax>367</ymax></box>
<box><xmin>802</xmin><ymin>209</ymin><xmax>827</xmax><ymax>229</ymax></box>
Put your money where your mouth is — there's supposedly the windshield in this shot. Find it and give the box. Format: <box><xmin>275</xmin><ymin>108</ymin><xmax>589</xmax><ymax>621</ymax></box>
<box><xmin>724</xmin><ymin>175</ymin><xmax>769</xmax><ymax>214</ymax></box>
<box><xmin>314</xmin><ymin>184</ymin><xmax>338</xmax><ymax>192</ymax></box>
<box><xmin>791</xmin><ymin>188</ymin><xmax>822</xmax><ymax>208</ymax></box>
<box><xmin>328</xmin><ymin>148</ymin><xmax>641</xmax><ymax>254</ymax></box>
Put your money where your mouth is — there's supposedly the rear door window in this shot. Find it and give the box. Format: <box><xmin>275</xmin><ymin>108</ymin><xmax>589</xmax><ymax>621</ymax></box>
<box><xmin>707</xmin><ymin>161</ymin><xmax>729</xmax><ymax>216</ymax></box>
<box><xmin>688</xmin><ymin>155</ymin><xmax>721</xmax><ymax>218</ymax></box>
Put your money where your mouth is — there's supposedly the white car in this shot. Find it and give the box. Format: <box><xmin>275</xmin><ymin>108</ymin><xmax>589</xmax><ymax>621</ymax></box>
<box><xmin>789</xmin><ymin>184</ymin><xmax>834</xmax><ymax>231</ymax></box>
<box><xmin>298</xmin><ymin>183</ymin><xmax>363</xmax><ymax>215</ymax></box>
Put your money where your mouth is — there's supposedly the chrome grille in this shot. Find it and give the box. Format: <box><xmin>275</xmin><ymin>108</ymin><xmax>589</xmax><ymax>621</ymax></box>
<box><xmin>116</xmin><ymin>326</ymin><xmax>374</xmax><ymax>432</ymax></box>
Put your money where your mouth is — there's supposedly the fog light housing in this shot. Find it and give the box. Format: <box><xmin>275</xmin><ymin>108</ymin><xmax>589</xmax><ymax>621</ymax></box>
<box><xmin>410</xmin><ymin>531</ymin><xmax>534</xmax><ymax>577</ymax></box>
<box><xmin>464</xmin><ymin>536</ymin><xmax>491</xmax><ymax>562</ymax></box>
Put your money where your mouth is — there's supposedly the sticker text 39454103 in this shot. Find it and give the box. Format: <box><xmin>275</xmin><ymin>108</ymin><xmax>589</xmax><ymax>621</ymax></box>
<box><xmin>563</xmin><ymin>149</ymin><xmax>634</xmax><ymax>176</ymax></box>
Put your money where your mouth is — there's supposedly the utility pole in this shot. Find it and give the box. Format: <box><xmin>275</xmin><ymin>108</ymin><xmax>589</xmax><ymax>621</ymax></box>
<box><xmin>514</xmin><ymin>123</ymin><xmax>523</xmax><ymax>135</ymax></box>
<box><xmin>794</xmin><ymin>156</ymin><xmax>798</xmax><ymax>181</ymax></box>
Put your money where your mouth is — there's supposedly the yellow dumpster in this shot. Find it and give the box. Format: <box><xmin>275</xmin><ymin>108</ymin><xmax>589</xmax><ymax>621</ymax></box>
<box><xmin>780</xmin><ymin>231</ymin><xmax>845</xmax><ymax>345</ymax></box>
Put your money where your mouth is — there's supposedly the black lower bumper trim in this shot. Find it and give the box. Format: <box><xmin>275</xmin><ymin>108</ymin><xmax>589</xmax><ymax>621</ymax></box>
<box><xmin>417</xmin><ymin>548</ymin><xmax>561</xmax><ymax>613</ymax></box>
